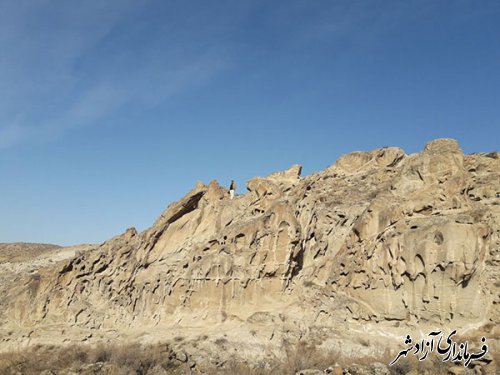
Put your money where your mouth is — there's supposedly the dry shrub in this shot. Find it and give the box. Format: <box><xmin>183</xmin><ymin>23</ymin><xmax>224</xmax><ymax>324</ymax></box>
<box><xmin>0</xmin><ymin>342</ymin><xmax>180</xmax><ymax>375</ymax></box>
<box><xmin>202</xmin><ymin>341</ymin><xmax>340</xmax><ymax>375</ymax></box>
<box><xmin>1</xmin><ymin>338</ymin><xmax>490</xmax><ymax>375</ymax></box>
<box><xmin>280</xmin><ymin>340</ymin><xmax>340</xmax><ymax>374</ymax></box>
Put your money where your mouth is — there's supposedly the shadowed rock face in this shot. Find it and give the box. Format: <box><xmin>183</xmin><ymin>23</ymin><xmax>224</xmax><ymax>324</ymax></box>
<box><xmin>1</xmin><ymin>139</ymin><xmax>499</xmax><ymax>350</ymax></box>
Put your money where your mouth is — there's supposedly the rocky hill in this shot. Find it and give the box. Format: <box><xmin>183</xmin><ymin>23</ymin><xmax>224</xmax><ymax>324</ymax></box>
<box><xmin>0</xmin><ymin>242</ymin><xmax>62</xmax><ymax>263</ymax></box>
<box><xmin>0</xmin><ymin>139</ymin><xmax>498</xmax><ymax>373</ymax></box>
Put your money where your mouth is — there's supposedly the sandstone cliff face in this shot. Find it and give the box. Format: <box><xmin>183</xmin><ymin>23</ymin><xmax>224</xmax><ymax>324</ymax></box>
<box><xmin>1</xmin><ymin>139</ymin><xmax>498</xmax><ymax>352</ymax></box>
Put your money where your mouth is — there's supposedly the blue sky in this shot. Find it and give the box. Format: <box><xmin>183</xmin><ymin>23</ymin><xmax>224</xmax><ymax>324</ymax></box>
<box><xmin>1</xmin><ymin>1</ymin><xmax>499</xmax><ymax>245</ymax></box>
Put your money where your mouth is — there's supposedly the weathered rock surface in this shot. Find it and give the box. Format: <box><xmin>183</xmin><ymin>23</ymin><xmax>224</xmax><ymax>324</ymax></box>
<box><xmin>0</xmin><ymin>139</ymin><xmax>498</xmax><ymax>368</ymax></box>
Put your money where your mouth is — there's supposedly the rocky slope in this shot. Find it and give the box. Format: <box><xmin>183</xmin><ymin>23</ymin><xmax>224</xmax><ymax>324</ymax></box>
<box><xmin>0</xmin><ymin>139</ymin><xmax>498</xmax><ymax>371</ymax></box>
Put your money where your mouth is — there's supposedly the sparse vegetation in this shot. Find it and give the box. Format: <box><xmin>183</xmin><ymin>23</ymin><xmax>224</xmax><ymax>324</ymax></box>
<box><xmin>280</xmin><ymin>340</ymin><xmax>339</xmax><ymax>374</ymax></box>
<box><xmin>0</xmin><ymin>342</ymin><xmax>182</xmax><ymax>375</ymax></box>
<box><xmin>203</xmin><ymin>340</ymin><xmax>465</xmax><ymax>375</ymax></box>
<box><xmin>0</xmin><ymin>339</ymin><xmax>493</xmax><ymax>374</ymax></box>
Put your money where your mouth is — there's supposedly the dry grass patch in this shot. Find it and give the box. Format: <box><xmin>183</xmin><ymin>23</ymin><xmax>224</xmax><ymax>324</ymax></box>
<box><xmin>0</xmin><ymin>342</ymin><xmax>181</xmax><ymax>375</ymax></box>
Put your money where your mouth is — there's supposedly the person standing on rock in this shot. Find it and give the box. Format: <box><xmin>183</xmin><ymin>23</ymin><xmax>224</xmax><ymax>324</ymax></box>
<box><xmin>229</xmin><ymin>180</ymin><xmax>236</xmax><ymax>199</ymax></box>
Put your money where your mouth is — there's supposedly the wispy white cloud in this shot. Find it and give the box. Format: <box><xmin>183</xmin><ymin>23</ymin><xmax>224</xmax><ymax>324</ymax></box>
<box><xmin>285</xmin><ymin>1</ymin><xmax>435</xmax><ymax>50</ymax></box>
<box><xmin>0</xmin><ymin>1</ymin><xmax>229</xmax><ymax>149</ymax></box>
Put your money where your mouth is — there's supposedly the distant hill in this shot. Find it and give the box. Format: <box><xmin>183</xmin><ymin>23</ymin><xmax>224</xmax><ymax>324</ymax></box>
<box><xmin>0</xmin><ymin>242</ymin><xmax>62</xmax><ymax>263</ymax></box>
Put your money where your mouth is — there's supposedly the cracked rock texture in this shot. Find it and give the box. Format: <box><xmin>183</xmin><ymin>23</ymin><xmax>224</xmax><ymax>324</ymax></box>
<box><xmin>0</xmin><ymin>139</ymin><xmax>498</xmax><ymax>358</ymax></box>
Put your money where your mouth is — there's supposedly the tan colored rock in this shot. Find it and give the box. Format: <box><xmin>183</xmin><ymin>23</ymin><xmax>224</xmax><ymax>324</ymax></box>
<box><xmin>296</xmin><ymin>370</ymin><xmax>323</xmax><ymax>375</ymax></box>
<box><xmin>325</xmin><ymin>365</ymin><xmax>343</xmax><ymax>375</ymax></box>
<box><xmin>448</xmin><ymin>366</ymin><xmax>466</xmax><ymax>375</ymax></box>
<box><xmin>0</xmin><ymin>138</ymin><xmax>498</xmax><ymax>370</ymax></box>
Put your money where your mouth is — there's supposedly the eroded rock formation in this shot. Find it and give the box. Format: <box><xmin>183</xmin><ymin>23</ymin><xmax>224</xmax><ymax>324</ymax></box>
<box><xmin>0</xmin><ymin>139</ymin><xmax>498</xmax><ymax>360</ymax></box>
